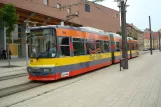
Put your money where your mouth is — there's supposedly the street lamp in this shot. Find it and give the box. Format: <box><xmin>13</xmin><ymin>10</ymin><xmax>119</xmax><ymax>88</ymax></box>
<box><xmin>158</xmin><ymin>31</ymin><xmax>161</xmax><ymax>51</ymax></box>
<box><xmin>114</xmin><ymin>0</ymin><xmax>128</xmax><ymax>69</ymax></box>
<box><xmin>24</xmin><ymin>20</ymin><xmax>31</xmax><ymax>66</ymax></box>
<box><xmin>149</xmin><ymin>16</ymin><xmax>153</xmax><ymax>55</ymax></box>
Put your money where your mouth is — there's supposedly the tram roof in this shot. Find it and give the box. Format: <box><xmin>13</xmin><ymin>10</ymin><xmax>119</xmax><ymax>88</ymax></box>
<box><xmin>28</xmin><ymin>25</ymin><xmax>110</xmax><ymax>37</ymax></box>
<box><xmin>107</xmin><ymin>32</ymin><xmax>122</xmax><ymax>38</ymax></box>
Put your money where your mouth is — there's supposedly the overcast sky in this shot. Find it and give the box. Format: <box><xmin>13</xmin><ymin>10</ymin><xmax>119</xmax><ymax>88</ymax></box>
<box><xmin>97</xmin><ymin>0</ymin><xmax>161</xmax><ymax>31</ymax></box>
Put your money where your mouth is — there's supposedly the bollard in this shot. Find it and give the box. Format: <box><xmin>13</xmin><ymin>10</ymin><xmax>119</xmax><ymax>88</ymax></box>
<box><xmin>120</xmin><ymin>58</ymin><xmax>124</xmax><ymax>71</ymax></box>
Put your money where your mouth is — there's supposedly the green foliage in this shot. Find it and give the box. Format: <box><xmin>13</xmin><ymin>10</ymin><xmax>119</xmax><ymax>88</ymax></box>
<box><xmin>116</xmin><ymin>31</ymin><xmax>122</xmax><ymax>35</ymax></box>
<box><xmin>133</xmin><ymin>36</ymin><xmax>137</xmax><ymax>40</ymax></box>
<box><xmin>0</xmin><ymin>3</ymin><xmax>18</xmax><ymax>39</ymax></box>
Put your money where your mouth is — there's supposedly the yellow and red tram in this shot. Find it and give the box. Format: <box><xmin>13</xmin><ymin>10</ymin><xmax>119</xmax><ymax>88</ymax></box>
<box><xmin>27</xmin><ymin>25</ymin><xmax>139</xmax><ymax>81</ymax></box>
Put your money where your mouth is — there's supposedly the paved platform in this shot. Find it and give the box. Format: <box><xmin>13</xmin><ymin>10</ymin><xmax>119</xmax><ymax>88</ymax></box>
<box><xmin>0</xmin><ymin>50</ymin><xmax>159</xmax><ymax>107</ymax></box>
<box><xmin>0</xmin><ymin>57</ymin><xmax>27</xmax><ymax>77</ymax></box>
<box><xmin>0</xmin><ymin>51</ymin><xmax>149</xmax><ymax>77</ymax></box>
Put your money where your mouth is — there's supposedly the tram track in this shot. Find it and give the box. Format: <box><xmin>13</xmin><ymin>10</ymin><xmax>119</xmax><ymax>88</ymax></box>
<box><xmin>0</xmin><ymin>73</ymin><xmax>28</xmax><ymax>81</ymax></box>
<box><xmin>0</xmin><ymin>81</ymin><xmax>45</xmax><ymax>98</ymax></box>
<box><xmin>0</xmin><ymin>51</ymin><xmax>150</xmax><ymax>99</ymax></box>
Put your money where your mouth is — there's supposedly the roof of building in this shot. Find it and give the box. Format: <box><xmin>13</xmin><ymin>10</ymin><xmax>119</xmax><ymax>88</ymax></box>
<box><xmin>126</xmin><ymin>23</ymin><xmax>143</xmax><ymax>33</ymax></box>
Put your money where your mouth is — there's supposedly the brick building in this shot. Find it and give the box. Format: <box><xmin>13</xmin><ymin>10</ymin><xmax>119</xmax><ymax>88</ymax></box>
<box><xmin>126</xmin><ymin>23</ymin><xmax>144</xmax><ymax>50</ymax></box>
<box><xmin>0</xmin><ymin>0</ymin><xmax>120</xmax><ymax>57</ymax></box>
<box><xmin>144</xmin><ymin>28</ymin><xmax>159</xmax><ymax>50</ymax></box>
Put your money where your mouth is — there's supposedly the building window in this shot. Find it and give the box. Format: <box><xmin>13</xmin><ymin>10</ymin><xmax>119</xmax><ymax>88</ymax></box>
<box><xmin>18</xmin><ymin>28</ymin><xmax>21</xmax><ymax>38</ymax></box>
<box><xmin>44</xmin><ymin>0</ymin><xmax>48</xmax><ymax>5</ymax></box>
<box><xmin>57</xmin><ymin>3</ymin><xmax>61</xmax><ymax>9</ymax></box>
<box><xmin>85</xmin><ymin>4</ymin><xmax>90</xmax><ymax>12</ymax></box>
<box><xmin>67</xmin><ymin>8</ymin><xmax>71</xmax><ymax>14</ymax></box>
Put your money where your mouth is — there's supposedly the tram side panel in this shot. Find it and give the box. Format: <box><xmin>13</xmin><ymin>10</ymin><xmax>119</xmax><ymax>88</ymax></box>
<box><xmin>28</xmin><ymin>28</ymin><xmax>112</xmax><ymax>81</ymax></box>
<box><xmin>113</xmin><ymin>36</ymin><xmax>122</xmax><ymax>63</ymax></box>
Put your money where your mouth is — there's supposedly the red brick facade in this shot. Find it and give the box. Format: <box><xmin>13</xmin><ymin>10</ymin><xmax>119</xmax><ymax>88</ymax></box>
<box><xmin>0</xmin><ymin>0</ymin><xmax>120</xmax><ymax>32</ymax></box>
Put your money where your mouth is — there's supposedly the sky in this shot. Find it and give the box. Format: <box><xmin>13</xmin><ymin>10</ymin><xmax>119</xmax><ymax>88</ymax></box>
<box><xmin>97</xmin><ymin>0</ymin><xmax>161</xmax><ymax>31</ymax></box>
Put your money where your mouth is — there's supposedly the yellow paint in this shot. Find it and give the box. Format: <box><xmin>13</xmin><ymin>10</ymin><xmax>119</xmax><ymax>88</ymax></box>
<box><xmin>29</xmin><ymin>53</ymin><xmax>112</xmax><ymax>67</ymax></box>
<box><xmin>114</xmin><ymin>52</ymin><xmax>121</xmax><ymax>56</ymax></box>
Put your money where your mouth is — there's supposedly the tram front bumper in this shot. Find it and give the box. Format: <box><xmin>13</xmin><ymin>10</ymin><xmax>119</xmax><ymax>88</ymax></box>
<box><xmin>27</xmin><ymin>67</ymin><xmax>56</xmax><ymax>80</ymax></box>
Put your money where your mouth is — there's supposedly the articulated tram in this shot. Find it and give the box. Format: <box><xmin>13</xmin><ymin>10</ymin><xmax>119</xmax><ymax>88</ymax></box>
<box><xmin>27</xmin><ymin>25</ymin><xmax>139</xmax><ymax>81</ymax></box>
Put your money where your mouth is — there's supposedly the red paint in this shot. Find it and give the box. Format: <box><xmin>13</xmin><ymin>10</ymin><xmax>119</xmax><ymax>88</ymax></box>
<box><xmin>114</xmin><ymin>59</ymin><xmax>120</xmax><ymax>63</ymax></box>
<box><xmin>70</xmin><ymin>42</ymin><xmax>73</xmax><ymax>51</ymax></box>
<box><xmin>29</xmin><ymin>61</ymin><xmax>112</xmax><ymax>81</ymax></box>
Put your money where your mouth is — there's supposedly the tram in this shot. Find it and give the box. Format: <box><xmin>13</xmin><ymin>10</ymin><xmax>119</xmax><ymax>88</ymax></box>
<box><xmin>27</xmin><ymin>25</ymin><xmax>139</xmax><ymax>81</ymax></box>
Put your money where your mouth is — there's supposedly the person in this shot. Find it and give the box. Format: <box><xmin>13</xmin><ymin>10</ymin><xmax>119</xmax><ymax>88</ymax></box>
<box><xmin>2</xmin><ymin>49</ymin><xmax>7</xmax><ymax>60</ymax></box>
<box><xmin>9</xmin><ymin>50</ymin><xmax>12</xmax><ymax>59</ymax></box>
<box><xmin>49</xmin><ymin>43</ymin><xmax>56</xmax><ymax>57</ymax></box>
<box><xmin>0</xmin><ymin>48</ymin><xmax>3</xmax><ymax>59</ymax></box>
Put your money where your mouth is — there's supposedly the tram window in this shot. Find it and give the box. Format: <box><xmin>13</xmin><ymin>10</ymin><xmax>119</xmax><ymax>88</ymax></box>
<box><xmin>58</xmin><ymin>37</ymin><xmax>70</xmax><ymax>57</ymax></box>
<box><xmin>120</xmin><ymin>42</ymin><xmax>122</xmax><ymax>50</ymax></box>
<box><xmin>73</xmin><ymin>38</ymin><xmax>85</xmax><ymax>56</ymax></box>
<box><xmin>116</xmin><ymin>42</ymin><xmax>120</xmax><ymax>51</ymax></box>
<box><xmin>131</xmin><ymin>44</ymin><xmax>135</xmax><ymax>50</ymax></box>
<box><xmin>127</xmin><ymin>43</ymin><xmax>129</xmax><ymax>50</ymax></box>
<box><xmin>104</xmin><ymin>41</ymin><xmax>109</xmax><ymax>52</ymax></box>
<box><xmin>86</xmin><ymin>40</ymin><xmax>96</xmax><ymax>54</ymax></box>
<box><xmin>129</xmin><ymin>43</ymin><xmax>132</xmax><ymax>50</ymax></box>
<box><xmin>100</xmin><ymin>41</ymin><xmax>104</xmax><ymax>53</ymax></box>
<box><xmin>136</xmin><ymin>44</ymin><xmax>139</xmax><ymax>50</ymax></box>
<box><xmin>58</xmin><ymin>37</ymin><xmax>69</xmax><ymax>45</ymax></box>
<box><xmin>96</xmin><ymin>40</ymin><xmax>103</xmax><ymax>53</ymax></box>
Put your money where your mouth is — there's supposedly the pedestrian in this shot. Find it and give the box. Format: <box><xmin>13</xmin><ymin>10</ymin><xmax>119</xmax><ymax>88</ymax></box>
<box><xmin>0</xmin><ymin>48</ymin><xmax>2</xmax><ymax>59</ymax></box>
<box><xmin>2</xmin><ymin>49</ymin><xmax>7</xmax><ymax>60</ymax></box>
<box><xmin>9</xmin><ymin>49</ymin><xmax>12</xmax><ymax>59</ymax></box>
<box><xmin>0</xmin><ymin>48</ymin><xmax>4</xmax><ymax>60</ymax></box>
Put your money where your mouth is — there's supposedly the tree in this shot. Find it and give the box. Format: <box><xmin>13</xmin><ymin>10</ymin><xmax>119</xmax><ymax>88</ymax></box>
<box><xmin>0</xmin><ymin>4</ymin><xmax>18</xmax><ymax>38</ymax></box>
<box><xmin>0</xmin><ymin>3</ymin><xmax>19</xmax><ymax>67</ymax></box>
<box><xmin>116</xmin><ymin>31</ymin><xmax>122</xmax><ymax>35</ymax></box>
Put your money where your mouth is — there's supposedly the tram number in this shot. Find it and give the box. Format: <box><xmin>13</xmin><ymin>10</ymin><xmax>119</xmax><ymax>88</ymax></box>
<box><xmin>89</xmin><ymin>54</ymin><xmax>102</xmax><ymax>60</ymax></box>
<box><xmin>61</xmin><ymin>72</ymin><xmax>69</xmax><ymax>77</ymax></box>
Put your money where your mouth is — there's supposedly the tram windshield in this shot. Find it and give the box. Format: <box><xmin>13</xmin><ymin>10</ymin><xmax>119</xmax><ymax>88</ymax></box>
<box><xmin>29</xmin><ymin>28</ymin><xmax>56</xmax><ymax>58</ymax></box>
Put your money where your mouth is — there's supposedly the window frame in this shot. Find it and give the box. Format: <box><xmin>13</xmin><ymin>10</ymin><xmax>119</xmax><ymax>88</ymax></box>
<box><xmin>44</xmin><ymin>0</ymin><xmax>48</xmax><ymax>5</ymax></box>
<box><xmin>103</xmin><ymin>41</ymin><xmax>110</xmax><ymax>52</ymax></box>
<box><xmin>72</xmin><ymin>38</ymin><xmax>85</xmax><ymax>56</ymax></box>
<box><xmin>116</xmin><ymin>42</ymin><xmax>120</xmax><ymax>52</ymax></box>
<box><xmin>67</xmin><ymin>8</ymin><xmax>71</xmax><ymax>14</ymax></box>
<box><xmin>85</xmin><ymin>39</ymin><xmax>96</xmax><ymax>54</ymax></box>
<box><xmin>85</xmin><ymin>4</ymin><xmax>90</xmax><ymax>12</ymax></box>
<box><xmin>57</xmin><ymin>36</ymin><xmax>70</xmax><ymax>57</ymax></box>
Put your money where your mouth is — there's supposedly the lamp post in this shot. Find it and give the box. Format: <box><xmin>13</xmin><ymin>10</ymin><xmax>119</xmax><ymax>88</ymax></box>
<box><xmin>115</xmin><ymin>0</ymin><xmax>128</xmax><ymax>69</ymax></box>
<box><xmin>149</xmin><ymin>16</ymin><xmax>152</xmax><ymax>55</ymax></box>
<box><xmin>158</xmin><ymin>31</ymin><xmax>161</xmax><ymax>51</ymax></box>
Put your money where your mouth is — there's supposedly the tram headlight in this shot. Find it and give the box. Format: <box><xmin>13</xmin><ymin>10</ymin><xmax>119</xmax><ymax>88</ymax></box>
<box><xmin>28</xmin><ymin>68</ymin><xmax>31</xmax><ymax>72</ymax></box>
<box><xmin>27</xmin><ymin>67</ymin><xmax>31</xmax><ymax>72</ymax></box>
